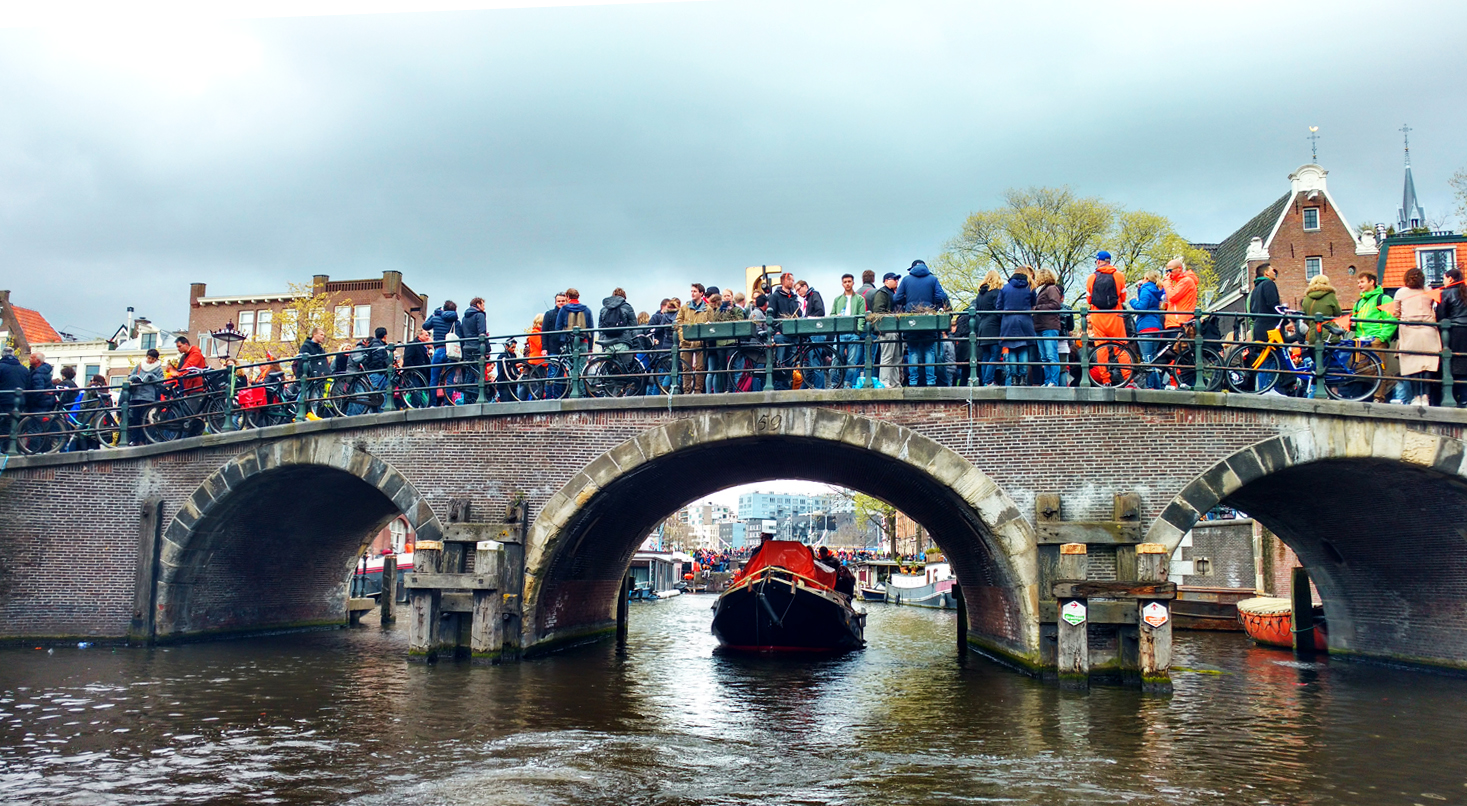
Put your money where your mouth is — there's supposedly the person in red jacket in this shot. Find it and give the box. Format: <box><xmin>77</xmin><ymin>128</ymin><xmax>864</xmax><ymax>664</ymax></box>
<box><xmin>1085</xmin><ymin>251</ymin><xmax>1129</xmax><ymax>384</ymax></box>
<box><xmin>167</xmin><ymin>335</ymin><xmax>208</xmax><ymax>393</ymax></box>
<box><xmin>1162</xmin><ymin>258</ymin><xmax>1200</xmax><ymax>329</ymax></box>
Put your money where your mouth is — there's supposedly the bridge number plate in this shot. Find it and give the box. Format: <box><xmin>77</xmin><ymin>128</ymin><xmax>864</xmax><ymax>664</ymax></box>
<box><xmin>1060</xmin><ymin>600</ymin><xmax>1086</xmax><ymax>626</ymax></box>
<box><xmin>1142</xmin><ymin>602</ymin><xmax>1169</xmax><ymax>628</ymax></box>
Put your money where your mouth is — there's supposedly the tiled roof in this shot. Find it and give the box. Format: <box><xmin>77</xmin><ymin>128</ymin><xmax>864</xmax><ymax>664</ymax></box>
<box><xmin>8</xmin><ymin>304</ymin><xmax>61</xmax><ymax>344</ymax></box>
<box><xmin>1208</xmin><ymin>192</ymin><xmax>1292</xmax><ymax>304</ymax></box>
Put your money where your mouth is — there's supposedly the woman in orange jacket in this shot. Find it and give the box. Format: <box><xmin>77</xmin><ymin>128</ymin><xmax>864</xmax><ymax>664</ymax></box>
<box><xmin>525</xmin><ymin>314</ymin><xmax>545</xmax><ymax>366</ymax></box>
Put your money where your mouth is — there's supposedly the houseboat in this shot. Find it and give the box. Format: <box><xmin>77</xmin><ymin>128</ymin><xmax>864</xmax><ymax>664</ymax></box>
<box><xmin>885</xmin><ymin>559</ymin><xmax>955</xmax><ymax>609</ymax></box>
<box><xmin>711</xmin><ymin>540</ymin><xmax>865</xmax><ymax>653</ymax></box>
<box><xmin>853</xmin><ymin>558</ymin><xmax>901</xmax><ymax>601</ymax></box>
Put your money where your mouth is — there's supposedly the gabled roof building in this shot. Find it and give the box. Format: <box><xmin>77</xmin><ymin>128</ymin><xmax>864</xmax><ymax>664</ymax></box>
<box><xmin>0</xmin><ymin>289</ymin><xmax>63</xmax><ymax>358</ymax></box>
<box><xmin>1209</xmin><ymin>164</ymin><xmax>1378</xmax><ymax>315</ymax></box>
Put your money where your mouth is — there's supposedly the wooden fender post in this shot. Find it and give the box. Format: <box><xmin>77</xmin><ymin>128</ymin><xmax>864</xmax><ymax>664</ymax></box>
<box><xmin>1056</xmin><ymin>543</ymin><xmax>1089</xmax><ymax>688</ymax></box>
<box><xmin>407</xmin><ymin>540</ymin><xmax>443</xmax><ymax>661</ymax></box>
<box><xmin>1136</xmin><ymin>543</ymin><xmax>1173</xmax><ymax>693</ymax></box>
<box><xmin>1291</xmin><ymin>566</ymin><xmax>1316</xmax><ymax>656</ymax></box>
<box><xmin>470</xmin><ymin>541</ymin><xmax>504</xmax><ymax>663</ymax></box>
<box><xmin>379</xmin><ymin>555</ymin><xmax>397</xmax><ymax>625</ymax></box>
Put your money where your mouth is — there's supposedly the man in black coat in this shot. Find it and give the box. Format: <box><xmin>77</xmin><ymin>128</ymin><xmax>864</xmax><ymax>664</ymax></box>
<box><xmin>402</xmin><ymin>327</ymin><xmax>431</xmax><ymax>369</ymax></box>
<box><xmin>26</xmin><ymin>351</ymin><xmax>55</xmax><ymax>412</ymax></box>
<box><xmin>1247</xmin><ymin>263</ymin><xmax>1282</xmax><ymax>342</ymax></box>
<box><xmin>542</xmin><ymin>292</ymin><xmax>568</xmax><ymax>357</ymax></box>
<box><xmin>0</xmin><ymin>346</ymin><xmax>29</xmax><ymax>416</ymax></box>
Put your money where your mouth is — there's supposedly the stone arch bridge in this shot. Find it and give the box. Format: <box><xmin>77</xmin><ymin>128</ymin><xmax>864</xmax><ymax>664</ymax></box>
<box><xmin>0</xmin><ymin>388</ymin><xmax>1464</xmax><ymax>675</ymax></box>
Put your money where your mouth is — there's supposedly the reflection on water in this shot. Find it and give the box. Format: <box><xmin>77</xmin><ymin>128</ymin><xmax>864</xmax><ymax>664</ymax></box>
<box><xmin>2</xmin><ymin>596</ymin><xmax>1465</xmax><ymax>805</ymax></box>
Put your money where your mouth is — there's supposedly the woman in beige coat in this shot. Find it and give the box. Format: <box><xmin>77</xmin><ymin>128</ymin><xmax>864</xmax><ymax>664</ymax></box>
<box><xmin>1390</xmin><ymin>267</ymin><xmax>1441</xmax><ymax>406</ymax></box>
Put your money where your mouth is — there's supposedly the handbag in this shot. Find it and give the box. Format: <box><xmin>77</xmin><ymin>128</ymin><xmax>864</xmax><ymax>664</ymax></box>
<box><xmin>445</xmin><ymin>329</ymin><xmax>463</xmax><ymax>360</ymax></box>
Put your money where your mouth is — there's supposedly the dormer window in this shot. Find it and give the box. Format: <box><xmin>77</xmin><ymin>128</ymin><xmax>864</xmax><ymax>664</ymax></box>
<box><xmin>1303</xmin><ymin>207</ymin><xmax>1320</xmax><ymax>231</ymax></box>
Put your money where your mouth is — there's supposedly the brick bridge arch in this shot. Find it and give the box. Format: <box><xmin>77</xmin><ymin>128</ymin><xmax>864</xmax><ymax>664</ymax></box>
<box><xmin>521</xmin><ymin>407</ymin><xmax>1042</xmax><ymax>665</ymax></box>
<box><xmin>154</xmin><ymin>438</ymin><xmax>442</xmax><ymax>639</ymax></box>
<box><xmin>1146</xmin><ymin>427</ymin><xmax>1467</xmax><ymax>669</ymax></box>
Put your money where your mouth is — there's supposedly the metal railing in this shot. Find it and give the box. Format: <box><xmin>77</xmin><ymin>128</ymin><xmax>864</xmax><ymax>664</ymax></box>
<box><xmin>2</xmin><ymin>307</ymin><xmax>1461</xmax><ymax>455</ymax></box>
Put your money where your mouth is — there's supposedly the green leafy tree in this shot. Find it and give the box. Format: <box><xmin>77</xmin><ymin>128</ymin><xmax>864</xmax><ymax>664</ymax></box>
<box><xmin>1451</xmin><ymin>167</ymin><xmax>1467</xmax><ymax>228</ymax></box>
<box><xmin>852</xmin><ymin>493</ymin><xmax>897</xmax><ymax>555</ymax></box>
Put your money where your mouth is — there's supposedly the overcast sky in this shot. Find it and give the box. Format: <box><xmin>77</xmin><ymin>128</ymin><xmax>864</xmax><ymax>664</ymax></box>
<box><xmin>3</xmin><ymin>0</ymin><xmax>1466</xmax><ymax>340</ymax></box>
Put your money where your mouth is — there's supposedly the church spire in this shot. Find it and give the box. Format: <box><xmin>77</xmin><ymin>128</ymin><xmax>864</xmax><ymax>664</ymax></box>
<box><xmin>1398</xmin><ymin>124</ymin><xmax>1427</xmax><ymax>232</ymax></box>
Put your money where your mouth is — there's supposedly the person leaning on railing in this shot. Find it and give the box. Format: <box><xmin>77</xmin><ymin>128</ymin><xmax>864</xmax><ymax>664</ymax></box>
<box><xmin>1439</xmin><ymin>268</ymin><xmax>1467</xmax><ymax>408</ymax></box>
<box><xmin>1350</xmin><ymin>270</ymin><xmax>1399</xmax><ymax>404</ymax></box>
<box><xmin>126</xmin><ymin>349</ymin><xmax>164</xmax><ymax>446</ymax></box>
<box><xmin>1389</xmin><ymin>267</ymin><xmax>1441</xmax><ymax>406</ymax></box>
<box><xmin>1300</xmin><ymin>274</ymin><xmax>1341</xmax><ymax>345</ymax></box>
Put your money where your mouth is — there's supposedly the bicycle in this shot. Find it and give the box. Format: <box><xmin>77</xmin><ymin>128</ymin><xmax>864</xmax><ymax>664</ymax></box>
<box><xmin>12</xmin><ymin>398</ymin><xmax>122</xmax><ymax>455</ymax></box>
<box><xmin>1085</xmin><ymin>339</ymin><xmax>1139</xmax><ymax>388</ymax></box>
<box><xmin>583</xmin><ymin>336</ymin><xmax>675</xmax><ymax>398</ymax></box>
<box><xmin>1148</xmin><ymin>318</ymin><xmax>1225</xmax><ymax>392</ymax></box>
<box><xmin>1221</xmin><ymin>311</ymin><xmax>1383</xmax><ymax>401</ymax></box>
<box><xmin>727</xmin><ymin>334</ymin><xmax>840</xmax><ymax>391</ymax></box>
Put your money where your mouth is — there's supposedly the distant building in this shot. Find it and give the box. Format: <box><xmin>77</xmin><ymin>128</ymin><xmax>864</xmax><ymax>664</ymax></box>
<box><xmin>1376</xmin><ymin>232</ymin><xmax>1464</xmax><ymax>288</ymax></box>
<box><xmin>187</xmin><ymin>271</ymin><xmax>428</xmax><ymax>357</ymax></box>
<box><xmin>737</xmin><ymin>490</ymin><xmax>851</xmax><ymax>520</ymax></box>
<box><xmin>30</xmin><ymin>308</ymin><xmax>180</xmax><ymax>383</ymax></box>
<box><xmin>1208</xmin><ymin>163</ymin><xmax>1378</xmax><ymax>316</ymax></box>
<box><xmin>0</xmin><ymin>289</ymin><xmax>62</xmax><ymax>359</ymax></box>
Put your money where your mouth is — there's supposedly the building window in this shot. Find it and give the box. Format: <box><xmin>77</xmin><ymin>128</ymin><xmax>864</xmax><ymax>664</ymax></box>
<box><xmin>353</xmin><ymin>305</ymin><xmax>371</xmax><ymax>339</ymax></box>
<box><xmin>1418</xmin><ymin>248</ymin><xmax>1457</xmax><ymax>286</ymax></box>
<box><xmin>280</xmin><ymin>310</ymin><xmax>298</xmax><ymax>343</ymax></box>
<box><xmin>84</xmin><ymin>364</ymin><xmax>100</xmax><ymax>380</ymax></box>
<box><xmin>402</xmin><ymin>312</ymin><xmax>414</xmax><ymax>343</ymax></box>
<box><xmin>389</xmin><ymin>518</ymin><xmax>409</xmax><ymax>554</ymax></box>
<box><xmin>334</xmin><ymin>306</ymin><xmax>351</xmax><ymax>339</ymax></box>
<box><xmin>239</xmin><ymin>310</ymin><xmax>255</xmax><ymax>339</ymax></box>
<box><xmin>1305</xmin><ymin>257</ymin><xmax>1323</xmax><ymax>279</ymax></box>
<box><xmin>256</xmin><ymin>310</ymin><xmax>272</xmax><ymax>341</ymax></box>
<box><xmin>140</xmin><ymin>332</ymin><xmax>157</xmax><ymax>351</ymax></box>
<box><xmin>1302</xmin><ymin>207</ymin><xmax>1320</xmax><ymax>231</ymax></box>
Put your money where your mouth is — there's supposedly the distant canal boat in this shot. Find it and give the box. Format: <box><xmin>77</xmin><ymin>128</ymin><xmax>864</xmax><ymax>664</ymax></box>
<box><xmin>854</xmin><ymin>558</ymin><xmax>900</xmax><ymax>601</ymax></box>
<box><xmin>885</xmin><ymin>560</ymin><xmax>955</xmax><ymax>609</ymax></box>
<box><xmin>1172</xmin><ymin>586</ymin><xmax>1255</xmax><ymax>631</ymax></box>
<box><xmin>351</xmin><ymin>551</ymin><xmax>412</xmax><ymax>603</ymax></box>
<box><xmin>711</xmin><ymin>540</ymin><xmax>865</xmax><ymax>653</ymax></box>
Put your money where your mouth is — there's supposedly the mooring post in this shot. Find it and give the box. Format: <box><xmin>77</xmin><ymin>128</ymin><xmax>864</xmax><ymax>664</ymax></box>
<box><xmin>1136</xmin><ymin>543</ymin><xmax>1173</xmax><ymax>693</ymax></box>
<box><xmin>1056</xmin><ymin>542</ymin><xmax>1089</xmax><ymax>688</ymax></box>
<box><xmin>379</xmin><ymin>554</ymin><xmax>397</xmax><ymax>625</ymax></box>
<box><xmin>616</xmin><ymin>574</ymin><xmax>632</xmax><ymax>649</ymax></box>
<box><xmin>470</xmin><ymin>541</ymin><xmax>504</xmax><ymax>663</ymax></box>
<box><xmin>407</xmin><ymin>539</ymin><xmax>443</xmax><ymax>661</ymax></box>
<box><xmin>953</xmin><ymin>579</ymin><xmax>968</xmax><ymax>654</ymax></box>
<box><xmin>1291</xmin><ymin>566</ymin><xmax>1316</xmax><ymax>655</ymax></box>
<box><xmin>497</xmin><ymin>501</ymin><xmax>528</xmax><ymax>662</ymax></box>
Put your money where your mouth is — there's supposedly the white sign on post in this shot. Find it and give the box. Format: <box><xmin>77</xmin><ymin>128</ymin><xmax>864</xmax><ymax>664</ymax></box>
<box><xmin>1060</xmin><ymin>600</ymin><xmax>1087</xmax><ymax>626</ymax></box>
<box><xmin>1142</xmin><ymin>601</ymin><xmax>1169</xmax><ymax>628</ymax></box>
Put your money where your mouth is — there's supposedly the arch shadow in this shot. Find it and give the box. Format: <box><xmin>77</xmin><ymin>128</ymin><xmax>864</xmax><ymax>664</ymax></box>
<box><xmin>1145</xmin><ymin>426</ymin><xmax>1467</xmax><ymax>670</ymax></box>
<box><xmin>154</xmin><ymin>438</ymin><xmax>442</xmax><ymax>639</ymax></box>
<box><xmin>522</xmin><ymin>408</ymin><xmax>1041</xmax><ymax>667</ymax></box>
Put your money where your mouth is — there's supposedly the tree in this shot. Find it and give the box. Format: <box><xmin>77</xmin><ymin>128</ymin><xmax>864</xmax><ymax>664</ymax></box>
<box><xmin>852</xmin><ymin>493</ymin><xmax>897</xmax><ymax>556</ymax></box>
<box><xmin>935</xmin><ymin>187</ymin><xmax>1217</xmax><ymax>306</ymax></box>
<box><xmin>236</xmin><ymin>284</ymin><xmax>350</xmax><ymax>366</ymax></box>
<box><xmin>1453</xmin><ymin>168</ymin><xmax>1467</xmax><ymax>228</ymax></box>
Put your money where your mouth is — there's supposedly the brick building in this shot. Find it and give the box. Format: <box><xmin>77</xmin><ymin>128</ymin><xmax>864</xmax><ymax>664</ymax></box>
<box><xmin>1376</xmin><ymin>231</ymin><xmax>1465</xmax><ymax>288</ymax></box>
<box><xmin>0</xmin><ymin>289</ymin><xmax>62</xmax><ymax>358</ymax></box>
<box><xmin>187</xmin><ymin>271</ymin><xmax>428</xmax><ymax>357</ymax></box>
<box><xmin>1209</xmin><ymin>163</ymin><xmax>1378</xmax><ymax>316</ymax></box>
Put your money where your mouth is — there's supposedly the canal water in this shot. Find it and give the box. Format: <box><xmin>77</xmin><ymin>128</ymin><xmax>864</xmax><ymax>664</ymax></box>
<box><xmin>2</xmin><ymin>596</ymin><xmax>1464</xmax><ymax>805</ymax></box>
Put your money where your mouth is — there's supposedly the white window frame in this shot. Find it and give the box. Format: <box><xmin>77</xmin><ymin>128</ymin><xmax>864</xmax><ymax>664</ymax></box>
<box><xmin>1302</xmin><ymin>207</ymin><xmax>1321</xmax><ymax>231</ymax></box>
<box><xmin>279</xmin><ymin>310</ymin><xmax>298</xmax><ymax>343</ymax></box>
<box><xmin>238</xmin><ymin>310</ymin><xmax>255</xmax><ymax>339</ymax></box>
<box><xmin>1417</xmin><ymin>247</ymin><xmax>1457</xmax><ymax>286</ymax></box>
<box><xmin>402</xmin><ymin>312</ymin><xmax>414</xmax><ymax>343</ymax></box>
<box><xmin>334</xmin><ymin>306</ymin><xmax>351</xmax><ymax>339</ymax></box>
<box><xmin>353</xmin><ymin>304</ymin><xmax>371</xmax><ymax>339</ymax></box>
<box><xmin>389</xmin><ymin>518</ymin><xmax>408</xmax><ymax>554</ymax></box>
<box><xmin>256</xmin><ymin>310</ymin><xmax>272</xmax><ymax>342</ymax></box>
<box><xmin>1305</xmin><ymin>256</ymin><xmax>1323</xmax><ymax>280</ymax></box>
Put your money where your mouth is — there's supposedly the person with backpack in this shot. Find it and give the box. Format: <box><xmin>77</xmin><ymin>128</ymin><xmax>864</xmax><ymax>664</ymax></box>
<box><xmin>894</xmin><ymin>259</ymin><xmax>950</xmax><ymax>387</ymax></box>
<box><xmin>554</xmin><ymin>288</ymin><xmax>595</xmax><ymax>353</ymax></box>
<box><xmin>1085</xmin><ymin>251</ymin><xmax>1128</xmax><ymax>385</ymax></box>
<box><xmin>1352</xmin><ymin>270</ymin><xmax>1399</xmax><ymax>403</ymax></box>
<box><xmin>598</xmin><ymin>288</ymin><xmax>638</xmax><ymax>352</ymax></box>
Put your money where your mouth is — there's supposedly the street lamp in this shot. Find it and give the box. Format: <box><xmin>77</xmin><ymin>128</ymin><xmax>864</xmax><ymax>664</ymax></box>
<box><xmin>210</xmin><ymin>322</ymin><xmax>247</xmax><ymax>362</ymax></box>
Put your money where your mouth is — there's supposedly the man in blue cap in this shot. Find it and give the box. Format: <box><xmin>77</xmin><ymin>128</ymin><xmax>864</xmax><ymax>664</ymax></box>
<box><xmin>894</xmin><ymin>259</ymin><xmax>950</xmax><ymax>386</ymax></box>
<box><xmin>1085</xmin><ymin>250</ymin><xmax>1129</xmax><ymax>384</ymax></box>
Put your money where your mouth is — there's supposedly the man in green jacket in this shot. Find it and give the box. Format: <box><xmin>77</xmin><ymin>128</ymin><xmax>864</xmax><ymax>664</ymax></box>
<box><xmin>831</xmin><ymin>273</ymin><xmax>868</xmax><ymax>386</ymax></box>
<box><xmin>1352</xmin><ymin>270</ymin><xmax>1399</xmax><ymax>403</ymax></box>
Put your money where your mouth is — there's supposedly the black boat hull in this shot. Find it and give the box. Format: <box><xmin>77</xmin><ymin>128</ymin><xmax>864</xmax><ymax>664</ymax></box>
<box><xmin>711</xmin><ymin>572</ymin><xmax>866</xmax><ymax>653</ymax></box>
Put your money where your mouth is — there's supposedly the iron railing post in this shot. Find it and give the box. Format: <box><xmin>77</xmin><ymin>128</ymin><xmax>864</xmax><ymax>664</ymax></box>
<box><xmin>763</xmin><ymin>329</ymin><xmax>775</xmax><ymax>391</ymax></box>
<box><xmin>117</xmin><ymin>381</ymin><xmax>131</xmax><ymax>447</ymax></box>
<box><xmin>569</xmin><ymin>327</ymin><xmax>583</xmax><ymax>399</ymax></box>
<box><xmin>1442</xmin><ymin>321</ymin><xmax>1455</xmax><ymax>408</ymax></box>
<box><xmin>1191</xmin><ymin>307</ymin><xmax>1205</xmax><ymax>392</ymax></box>
<box><xmin>1312</xmin><ymin>313</ymin><xmax>1327</xmax><ymax>399</ymax></box>
<box><xmin>384</xmin><ymin>347</ymin><xmax>397</xmax><ymax>412</ymax></box>
<box><xmin>295</xmin><ymin>371</ymin><xmax>309</xmax><ymax>422</ymax></box>
<box><xmin>967</xmin><ymin>324</ymin><xmax>977</xmax><ymax>387</ymax></box>
<box><xmin>477</xmin><ymin>335</ymin><xmax>488</xmax><ymax>404</ymax></box>
<box><xmin>864</xmin><ymin>322</ymin><xmax>876</xmax><ymax>387</ymax></box>
<box><xmin>669</xmin><ymin>330</ymin><xmax>680</xmax><ymax>395</ymax></box>
<box><xmin>224</xmin><ymin>369</ymin><xmax>238</xmax><ymax>431</ymax></box>
<box><xmin>1079</xmin><ymin>309</ymin><xmax>1091</xmax><ymax>388</ymax></box>
<box><xmin>6</xmin><ymin>390</ymin><xmax>21</xmax><ymax>455</ymax></box>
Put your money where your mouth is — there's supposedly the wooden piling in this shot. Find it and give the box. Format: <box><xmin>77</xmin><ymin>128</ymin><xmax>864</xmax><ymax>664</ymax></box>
<box><xmin>407</xmin><ymin>539</ymin><xmax>443</xmax><ymax>661</ymax></box>
<box><xmin>1136</xmin><ymin>543</ymin><xmax>1173</xmax><ymax>693</ymax></box>
<box><xmin>954</xmin><ymin>580</ymin><xmax>968</xmax><ymax>655</ymax></box>
<box><xmin>1056</xmin><ymin>543</ymin><xmax>1089</xmax><ymax>688</ymax></box>
<box><xmin>379</xmin><ymin>555</ymin><xmax>397</xmax><ymax>625</ymax></box>
<box><xmin>470</xmin><ymin>542</ymin><xmax>503</xmax><ymax>663</ymax></box>
<box><xmin>1291</xmin><ymin>566</ymin><xmax>1315</xmax><ymax>655</ymax></box>
<box><xmin>616</xmin><ymin>574</ymin><xmax>631</xmax><ymax>648</ymax></box>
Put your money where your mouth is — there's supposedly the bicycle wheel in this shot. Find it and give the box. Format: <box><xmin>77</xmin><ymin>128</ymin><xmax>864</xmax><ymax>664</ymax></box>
<box><xmin>1223</xmin><ymin>345</ymin><xmax>1279</xmax><ymax>394</ymax></box>
<box><xmin>539</xmin><ymin>360</ymin><xmax>571</xmax><ymax>400</ymax></box>
<box><xmin>726</xmin><ymin>347</ymin><xmax>766</xmax><ymax>394</ymax></box>
<box><xmin>586</xmin><ymin>355</ymin><xmax>639</xmax><ymax>398</ymax></box>
<box><xmin>88</xmin><ymin>409</ymin><xmax>123</xmax><ymax>449</ymax></box>
<box><xmin>142</xmin><ymin>402</ymin><xmax>189</xmax><ymax>444</ymax></box>
<box><xmin>338</xmin><ymin>374</ymin><xmax>385</xmax><ymax>416</ymax></box>
<box><xmin>507</xmin><ymin>361</ymin><xmax>543</xmax><ymax>401</ymax></box>
<box><xmin>16</xmin><ymin>413</ymin><xmax>64</xmax><ymax>455</ymax></box>
<box><xmin>1165</xmin><ymin>347</ymin><xmax>1225</xmax><ymax>392</ymax></box>
<box><xmin>1085</xmin><ymin>341</ymin><xmax>1139</xmax><ymax>387</ymax></box>
<box><xmin>201</xmin><ymin>395</ymin><xmax>249</xmax><ymax>434</ymax></box>
<box><xmin>299</xmin><ymin>377</ymin><xmax>340</xmax><ymax>419</ymax></box>
<box><xmin>395</xmin><ymin>369</ymin><xmax>432</xmax><ymax>409</ymax></box>
<box><xmin>438</xmin><ymin>366</ymin><xmax>470</xmax><ymax>406</ymax></box>
<box><xmin>648</xmin><ymin>352</ymin><xmax>676</xmax><ymax>395</ymax></box>
<box><xmin>799</xmin><ymin>342</ymin><xmax>838</xmax><ymax>390</ymax></box>
<box><xmin>1324</xmin><ymin>347</ymin><xmax>1383</xmax><ymax>401</ymax></box>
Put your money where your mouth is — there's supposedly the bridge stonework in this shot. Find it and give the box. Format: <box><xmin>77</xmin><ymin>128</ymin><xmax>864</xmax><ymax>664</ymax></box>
<box><xmin>0</xmin><ymin>388</ymin><xmax>1464</xmax><ymax>673</ymax></box>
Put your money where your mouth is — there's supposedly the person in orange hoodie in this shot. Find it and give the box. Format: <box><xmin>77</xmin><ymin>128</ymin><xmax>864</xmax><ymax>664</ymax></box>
<box><xmin>1162</xmin><ymin>258</ymin><xmax>1199</xmax><ymax>329</ymax></box>
<box><xmin>525</xmin><ymin>314</ymin><xmax>545</xmax><ymax>367</ymax></box>
<box><xmin>167</xmin><ymin>335</ymin><xmax>208</xmax><ymax>394</ymax></box>
<box><xmin>1085</xmin><ymin>251</ymin><xmax>1129</xmax><ymax>385</ymax></box>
